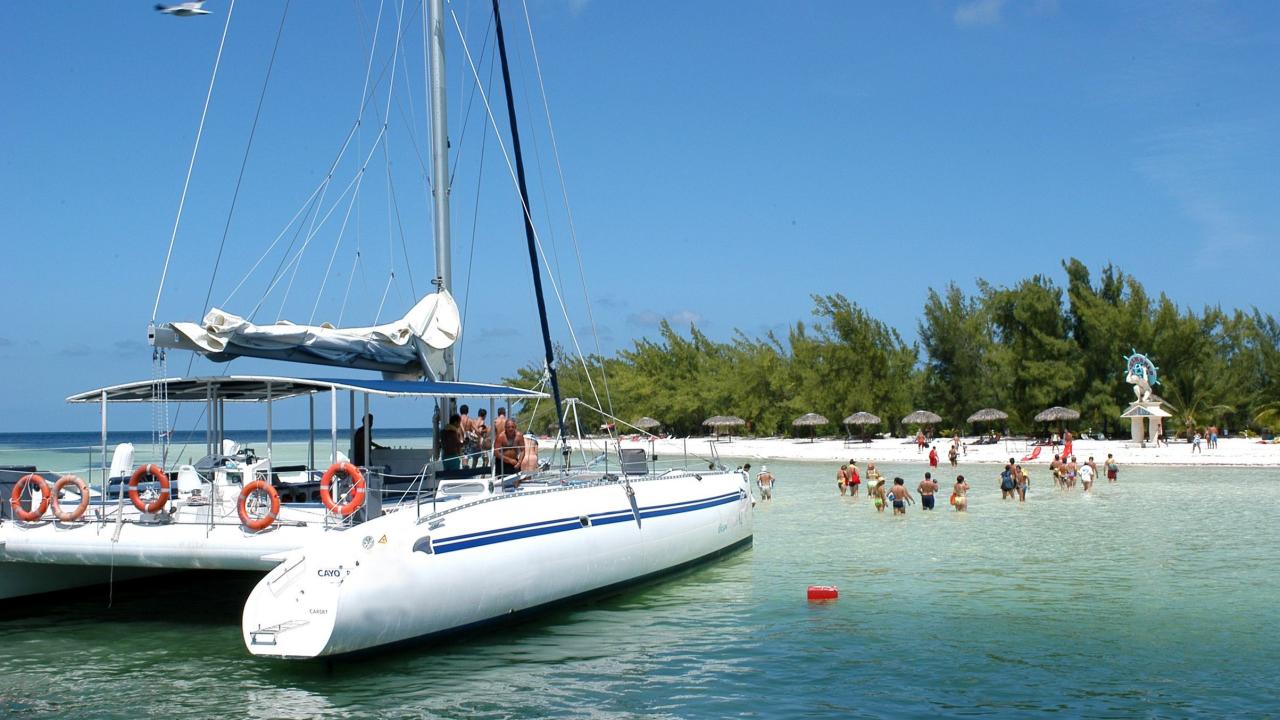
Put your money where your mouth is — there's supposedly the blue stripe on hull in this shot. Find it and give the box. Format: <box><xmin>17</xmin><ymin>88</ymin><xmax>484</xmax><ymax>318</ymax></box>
<box><xmin>431</xmin><ymin>491</ymin><xmax>743</xmax><ymax>555</ymax></box>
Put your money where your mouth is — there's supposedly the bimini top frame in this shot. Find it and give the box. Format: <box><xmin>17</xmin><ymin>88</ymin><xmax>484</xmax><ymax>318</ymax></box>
<box><xmin>66</xmin><ymin>375</ymin><xmax>548</xmax><ymax>404</ymax></box>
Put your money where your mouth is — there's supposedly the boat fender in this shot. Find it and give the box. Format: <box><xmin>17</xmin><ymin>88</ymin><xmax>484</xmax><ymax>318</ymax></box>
<box><xmin>51</xmin><ymin>474</ymin><xmax>90</xmax><ymax>522</ymax></box>
<box><xmin>237</xmin><ymin>479</ymin><xmax>281</xmax><ymax>532</ymax></box>
<box><xmin>320</xmin><ymin>462</ymin><xmax>366</xmax><ymax>517</ymax></box>
<box><xmin>128</xmin><ymin>465</ymin><xmax>171</xmax><ymax>514</ymax></box>
<box><xmin>10</xmin><ymin>473</ymin><xmax>51</xmax><ymax>521</ymax></box>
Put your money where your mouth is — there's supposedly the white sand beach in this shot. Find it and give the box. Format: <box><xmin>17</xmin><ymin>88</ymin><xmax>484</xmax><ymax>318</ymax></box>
<box><xmin>598</xmin><ymin>435</ymin><xmax>1280</xmax><ymax>468</ymax></box>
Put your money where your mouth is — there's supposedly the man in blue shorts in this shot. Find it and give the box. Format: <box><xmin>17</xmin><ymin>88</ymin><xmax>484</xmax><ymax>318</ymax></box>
<box><xmin>917</xmin><ymin>472</ymin><xmax>939</xmax><ymax>510</ymax></box>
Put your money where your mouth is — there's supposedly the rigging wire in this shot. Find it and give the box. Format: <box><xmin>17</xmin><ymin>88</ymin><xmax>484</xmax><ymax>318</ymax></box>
<box><xmin>455</xmin><ymin>36</ymin><xmax>498</xmax><ymax>378</ymax></box>
<box><xmin>519</xmin><ymin>0</ymin><xmax>616</xmax><ymax>417</ymax></box>
<box><xmin>448</xmin><ymin>6</ymin><xmax>611</xmax><ymax>432</ymax></box>
<box><xmin>152</xmin><ymin>0</ymin><xmax>238</xmax><ymax>322</ymax></box>
<box><xmin>199</xmin><ymin>0</ymin><xmax>292</xmax><ymax>322</ymax></box>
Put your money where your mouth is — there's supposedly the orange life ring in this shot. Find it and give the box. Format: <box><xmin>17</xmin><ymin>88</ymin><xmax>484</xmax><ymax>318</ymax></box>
<box><xmin>128</xmin><ymin>464</ymin><xmax>171</xmax><ymax>513</ymax></box>
<box><xmin>51</xmin><ymin>474</ymin><xmax>90</xmax><ymax>522</ymax></box>
<box><xmin>10</xmin><ymin>473</ymin><xmax>51</xmax><ymax>521</ymax></box>
<box><xmin>320</xmin><ymin>462</ymin><xmax>366</xmax><ymax>517</ymax></box>
<box><xmin>237</xmin><ymin>479</ymin><xmax>281</xmax><ymax>532</ymax></box>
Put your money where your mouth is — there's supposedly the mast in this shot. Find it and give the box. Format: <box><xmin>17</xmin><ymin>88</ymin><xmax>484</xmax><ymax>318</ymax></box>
<box><xmin>428</xmin><ymin>0</ymin><xmax>455</xmax><ymax>383</ymax></box>
<box><xmin>491</xmin><ymin>0</ymin><xmax>569</xmax><ymax>454</ymax></box>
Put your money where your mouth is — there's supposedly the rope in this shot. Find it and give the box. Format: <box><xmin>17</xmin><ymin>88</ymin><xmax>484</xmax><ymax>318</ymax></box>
<box><xmin>520</xmin><ymin>0</ymin><xmax>616</xmax><ymax>417</ymax></box>
<box><xmin>152</xmin><ymin>0</ymin><xmax>237</xmax><ymax>322</ymax></box>
<box><xmin>448</xmin><ymin>7</ymin><xmax>611</xmax><ymax>438</ymax></box>
<box><xmin>199</xmin><ymin>0</ymin><xmax>291</xmax><ymax>321</ymax></box>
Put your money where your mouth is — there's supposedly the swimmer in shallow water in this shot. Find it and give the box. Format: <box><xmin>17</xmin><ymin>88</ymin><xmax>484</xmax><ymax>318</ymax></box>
<box><xmin>952</xmin><ymin>475</ymin><xmax>970</xmax><ymax>512</ymax></box>
<box><xmin>872</xmin><ymin>479</ymin><xmax>887</xmax><ymax>513</ymax></box>
<box><xmin>889</xmin><ymin>477</ymin><xmax>914</xmax><ymax>516</ymax></box>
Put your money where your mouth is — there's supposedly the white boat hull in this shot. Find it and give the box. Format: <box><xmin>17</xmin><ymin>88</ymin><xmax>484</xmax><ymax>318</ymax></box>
<box><xmin>242</xmin><ymin>469</ymin><xmax>754</xmax><ymax>658</ymax></box>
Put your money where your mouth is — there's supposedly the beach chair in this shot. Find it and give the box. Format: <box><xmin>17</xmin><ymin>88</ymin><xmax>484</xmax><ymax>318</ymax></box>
<box><xmin>1020</xmin><ymin>445</ymin><xmax>1042</xmax><ymax>462</ymax></box>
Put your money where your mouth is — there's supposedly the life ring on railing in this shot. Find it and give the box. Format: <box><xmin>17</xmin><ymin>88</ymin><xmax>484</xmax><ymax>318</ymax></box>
<box><xmin>10</xmin><ymin>474</ymin><xmax>51</xmax><ymax>521</ymax></box>
<box><xmin>51</xmin><ymin>475</ymin><xmax>90</xmax><ymax>522</ymax></box>
<box><xmin>320</xmin><ymin>462</ymin><xmax>366</xmax><ymax>517</ymax></box>
<box><xmin>128</xmin><ymin>464</ymin><xmax>170</xmax><ymax>514</ymax></box>
<box><xmin>237</xmin><ymin>479</ymin><xmax>281</xmax><ymax>532</ymax></box>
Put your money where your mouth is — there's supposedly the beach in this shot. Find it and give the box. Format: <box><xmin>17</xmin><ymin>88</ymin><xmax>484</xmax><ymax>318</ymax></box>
<box><xmin>606</xmin><ymin>434</ymin><xmax>1280</xmax><ymax>468</ymax></box>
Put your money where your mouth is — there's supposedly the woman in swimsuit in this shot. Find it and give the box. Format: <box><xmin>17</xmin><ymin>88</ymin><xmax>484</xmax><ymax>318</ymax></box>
<box><xmin>836</xmin><ymin>464</ymin><xmax>848</xmax><ymax>496</ymax></box>
<box><xmin>872</xmin><ymin>480</ymin><xmax>887</xmax><ymax>512</ymax></box>
<box><xmin>1015</xmin><ymin>464</ymin><xmax>1028</xmax><ymax>502</ymax></box>
<box><xmin>952</xmin><ymin>475</ymin><xmax>969</xmax><ymax>512</ymax></box>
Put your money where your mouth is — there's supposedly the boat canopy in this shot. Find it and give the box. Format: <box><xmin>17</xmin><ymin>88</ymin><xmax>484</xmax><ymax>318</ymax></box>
<box><xmin>151</xmin><ymin>290</ymin><xmax>460</xmax><ymax>379</ymax></box>
<box><xmin>66</xmin><ymin>375</ymin><xmax>547</xmax><ymax>404</ymax></box>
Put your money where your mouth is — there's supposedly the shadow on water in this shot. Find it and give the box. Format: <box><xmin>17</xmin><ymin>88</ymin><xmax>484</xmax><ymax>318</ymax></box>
<box><xmin>0</xmin><ymin>570</ymin><xmax>262</xmax><ymax>624</ymax></box>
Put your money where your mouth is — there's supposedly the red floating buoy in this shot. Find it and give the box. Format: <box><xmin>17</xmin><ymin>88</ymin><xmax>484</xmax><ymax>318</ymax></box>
<box><xmin>807</xmin><ymin>585</ymin><xmax>839</xmax><ymax>601</ymax></box>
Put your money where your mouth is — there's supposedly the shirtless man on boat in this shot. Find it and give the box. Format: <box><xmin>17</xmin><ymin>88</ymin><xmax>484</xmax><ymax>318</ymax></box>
<box><xmin>496</xmin><ymin>420</ymin><xmax>524</xmax><ymax>476</ymax></box>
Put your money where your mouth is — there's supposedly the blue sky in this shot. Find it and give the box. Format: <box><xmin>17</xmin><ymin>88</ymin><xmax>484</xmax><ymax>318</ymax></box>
<box><xmin>1</xmin><ymin>0</ymin><xmax>1277</xmax><ymax>432</ymax></box>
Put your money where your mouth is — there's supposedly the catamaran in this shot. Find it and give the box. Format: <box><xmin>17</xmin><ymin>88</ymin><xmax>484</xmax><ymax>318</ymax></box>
<box><xmin>1</xmin><ymin>0</ymin><xmax>753</xmax><ymax>658</ymax></box>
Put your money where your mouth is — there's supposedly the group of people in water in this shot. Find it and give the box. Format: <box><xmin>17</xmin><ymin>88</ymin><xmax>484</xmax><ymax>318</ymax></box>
<box><xmin>833</xmin><ymin>461</ymin><xmax>972</xmax><ymax>513</ymax></box>
<box><xmin>749</xmin><ymin>450</ymin><xmax>1124</xmax><ymax>515</ymax></box>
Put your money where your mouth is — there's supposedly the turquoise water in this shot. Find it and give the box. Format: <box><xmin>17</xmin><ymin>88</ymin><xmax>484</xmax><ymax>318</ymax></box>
<box><xmin>2</xmin><ymin>452</ymin><xmax>1278</xmax><ymax>718</ymax></box>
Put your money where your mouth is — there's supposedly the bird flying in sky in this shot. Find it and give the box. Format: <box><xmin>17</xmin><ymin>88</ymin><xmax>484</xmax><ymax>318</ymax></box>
<box><xmin>155</xmin><ymin>1</ymin><xmax>210</xmax><ymax>17</ymax></box>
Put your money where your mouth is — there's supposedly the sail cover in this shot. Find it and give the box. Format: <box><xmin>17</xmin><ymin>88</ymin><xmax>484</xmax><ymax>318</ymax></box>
<box><xmin>158</xmin><ymin>291</ymin><xmax>460</xmax><ymax>379</ymax></box>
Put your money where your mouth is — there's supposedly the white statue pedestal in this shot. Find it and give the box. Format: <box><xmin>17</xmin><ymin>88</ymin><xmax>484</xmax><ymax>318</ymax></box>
<box><xmin>1121</xmin><ymin>402</ymin><xmax>1170</xmax><ymax>446</ymax></box>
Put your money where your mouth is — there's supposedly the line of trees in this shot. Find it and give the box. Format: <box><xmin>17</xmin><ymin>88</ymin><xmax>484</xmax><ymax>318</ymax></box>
<box><xmin>507</xmin><ymin>259</ymin><xmax>1280</xmax><ymax>439</ymax></box>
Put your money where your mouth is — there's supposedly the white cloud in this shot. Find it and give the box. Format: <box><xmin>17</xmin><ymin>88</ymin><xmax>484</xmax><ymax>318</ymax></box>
<box><xmin>627</xmin><ymin>309</ymin><xmax>704</xmax><ymax>328</ymax></box>
<box><xmin>954</xmin><ymin>0</ymin><xmax>1008</xmax><ymax>28</ymax></box>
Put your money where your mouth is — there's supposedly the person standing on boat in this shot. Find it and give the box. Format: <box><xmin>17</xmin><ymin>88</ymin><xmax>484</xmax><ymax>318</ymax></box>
<box><xmin>520</xmin><ymin>433</ymin><xmax>541</xmax><ymax>471</ymax></box>
<box><xmin>756</xmin><ymin>465</ymin><xmax>774</xmax><ymax>500</ymax></box>
<box><xmin>474</xmin><ymin>408</ymin><xmax>491</xmax><ymax>468</ymax></box>
<box><xmin>459</xmin><ymin>404</ymin><xmax>479</xmax><ymax>467</ymax></box>
<box><xmin>440</xmin><ymin>414</ymin><xmax>464</xmax><ymax>471</ymax></box>
<box><xmin>496</xmin><ymin>419</ymin><xmax>524</xmax><ymax>475</ymax></box>
<box><xmin>352</xmin><ymin>413</ymin><xmax>385</xmax><ymax>467</ymax></box>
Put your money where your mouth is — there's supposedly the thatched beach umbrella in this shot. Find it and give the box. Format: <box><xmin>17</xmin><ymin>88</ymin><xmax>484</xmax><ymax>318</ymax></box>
<box><xmin>843</xmin><ymin>411</ymin><xmax>881</xmax><ymax>441</ymax></box>
<box><xmin>966</xmin><ymin>408</ymin><xmax>1008</xmax><ymax>438</ymax></box>
<box><xmin>1034</xmin><ymin>406</ymin><xmax>1080</xmax><ymax>423</ymax></box>
<box><xmin>792</xmin><ymin>412</ymin><xmax>829</xmax><ymax>442</ymax></box>
<box><xmin>901</xmin><ymin>410</ymin><xmax>942</xmax><ymax>440</ymax></box>
<box><xmin>634</xmin><ymin>417</ymin><xmax>662</xmax><ymax>430</ymax></box>
<box><xmin>703</xmin><ymin>415</ymin><xmax>746</xmax><ymax>439</ymax></box>
<box><xmin>1034</xmin><ymin>406</ymin><xmax>1081</xmax><ymax>442</ymax></box>
<box><xmin>844</xmin><ymin>411</ymin><xmax>882</xmax><ymax>426</ymax></box>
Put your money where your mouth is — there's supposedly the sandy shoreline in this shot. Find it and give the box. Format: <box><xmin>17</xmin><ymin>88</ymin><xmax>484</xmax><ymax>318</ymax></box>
<box><xmin>581</xmin><ymin>435</ymin><xmax>1280</xmax><ymax>468</ymax></box>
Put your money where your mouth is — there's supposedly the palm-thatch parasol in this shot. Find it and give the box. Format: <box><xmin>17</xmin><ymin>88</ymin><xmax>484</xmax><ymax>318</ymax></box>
<box><xmin>703</xmin><ymin>415</ymin><xmax>746</xmax><ymax>440</ymax></box>
<box><xmin>634</xmin><ymin>416</ymin><xmax>662</xmax><ymax>430</ymax></box>
<box><xmin>901</xmin><ymin>410</ymin><xmax>942</xmax><ymax>425</ymax></box>
<box><xmin>1034</xmin><ymin>406</ymin><xmax>1081</xmax><ymax>444</ymax></box>
<box><xmin>843</xmin><ymin>411</ymin><xmax>881</xmax><ymax>441</ymax></box>
<box><xmin>901</xmin><ymin>410</ymin><xmax>942</xmax><ymax>441</ymax></box>
<box><xmin>844</xmin><ymin>411</ymin><xmax>881</xmax><ymax>426</ymax></box>
<box><xmin>1033</xmin><ymin>406</ymin><xmax>1080</xmax><ymax>423</ymax></box>
<box><xmin>792</xmin><ymin>412</ymin><xmax>829</xmax><ymax>442</ymax></box>
<box><xmin>966</xmin><ymin>407</ymin><xmax>1008</xmax><ymax>442</ymax></box>
<box><xmin>966</xmin><ymin>408</ymin><xmax>1009</xmax><ymax>423</ymax></box>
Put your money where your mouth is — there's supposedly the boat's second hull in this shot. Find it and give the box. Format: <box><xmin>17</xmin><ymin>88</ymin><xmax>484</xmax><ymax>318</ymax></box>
<box><xmin>242</xmin><ymin>469</ymin><xmax>754</xmax><ymax>658</ymax></box>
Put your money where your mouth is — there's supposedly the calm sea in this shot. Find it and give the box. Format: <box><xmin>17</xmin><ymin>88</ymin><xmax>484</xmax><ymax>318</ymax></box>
<box><xmin>1</xmin><ymin>437</ymin><xmax>1277</xmax><ymax>718</ymax></box>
